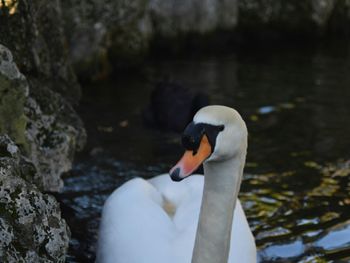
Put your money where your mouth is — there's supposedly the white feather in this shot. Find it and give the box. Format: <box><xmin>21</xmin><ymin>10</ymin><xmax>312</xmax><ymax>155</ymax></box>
<box><xmin>96</xmin><ymin>174</ymin><xmax>256</xmax><ymax>263</ymax></box>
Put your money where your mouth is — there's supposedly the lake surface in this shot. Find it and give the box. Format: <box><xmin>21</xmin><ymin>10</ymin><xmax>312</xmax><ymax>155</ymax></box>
<box><xmin>58</xmin><ymin>44</ymin><xmax>350</xmax><ymax>262</ymax></box>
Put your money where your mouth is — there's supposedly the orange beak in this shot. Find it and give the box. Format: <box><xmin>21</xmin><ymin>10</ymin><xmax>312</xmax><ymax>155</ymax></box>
<box><xmin>169</xmin><ymin>135</ymin><xmax>212</xmax><ymax>181</ymax></box>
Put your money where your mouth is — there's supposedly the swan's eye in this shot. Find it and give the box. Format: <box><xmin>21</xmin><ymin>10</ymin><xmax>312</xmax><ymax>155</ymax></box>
<box><xmin>202</xmin><ymin>124</ymin><xmax>224</xmax><ymax>152</ymax></box>
<box><xmin>182</xmin><ymin>122</ymin><xmax>224</xmax><ymax>154</ymax></box>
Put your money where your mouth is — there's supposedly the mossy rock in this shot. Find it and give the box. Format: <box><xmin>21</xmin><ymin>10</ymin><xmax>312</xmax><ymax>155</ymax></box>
<box><xmin>0</xmin><ymin>43</ymin><xmax>86</xmax><ymax>192</ymax></box>
<box><xmin>0</xmin><ymin>45</ymin><xmax>28</xmax><ymax>149</ymax></box>
<box><xmin>0</xmin><ymin>135</ymin><xmax>70</xmax><ymax>262</ymax></box>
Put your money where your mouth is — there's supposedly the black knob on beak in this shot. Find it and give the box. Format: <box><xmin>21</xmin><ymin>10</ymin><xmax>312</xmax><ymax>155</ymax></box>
<box><xmin>182</xmin><ymin>134</ymin><xmax>197</xmax><ymax>150</ymax></box>
<box><xmin>181</xmin><ymin>122</ymin><xmax>204</xmax><ymax>152</ymax></box>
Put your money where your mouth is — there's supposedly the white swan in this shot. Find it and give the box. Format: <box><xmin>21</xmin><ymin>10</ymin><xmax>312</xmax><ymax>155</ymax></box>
<box><xmin>96</xmin><ymin>105</ymin><xmax>257</xmax><ymax>263</ymax></box>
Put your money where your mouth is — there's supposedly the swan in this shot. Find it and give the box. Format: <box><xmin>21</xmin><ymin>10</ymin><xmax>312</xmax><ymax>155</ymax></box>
<box><xmin>96</xmin><ymin>105</ymin><xmax>257</xmax><ymax>263</ymax></box>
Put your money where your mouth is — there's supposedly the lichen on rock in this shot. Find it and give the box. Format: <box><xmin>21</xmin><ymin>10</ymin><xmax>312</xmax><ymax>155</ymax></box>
<box><xmin>1</xmin><ymin>1</ymin><xmax>86</xmax><ymax>261</ymax></box>
<box><xmin>0</xmin><ymin>135</ymin><xmax>70</xmax><ymax>263</ymax></box>
<box><xmin>0</xmin><ymin>44</ymin><xmax>86</xmax><ymax>192</ymax></box>
<box><xmin>0</xmin><ymin>45</ymin><xmax>28</xmax><ymax>149</ymax></box>
<box><xmin>24</xmin><ymin>92</ymin><xmax>85</xmax><ymax>191</ymax></box>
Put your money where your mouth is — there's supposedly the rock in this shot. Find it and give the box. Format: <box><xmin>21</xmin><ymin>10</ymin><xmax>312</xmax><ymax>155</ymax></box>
<box><xmin>0</xmin><ymin>45</ymin><xmax>28</xmax><ymax>148</ymax></box>
<box><xmin>0</xmin><ymin>0</ymin><xmax>81</xmax><ymax>103</ymax></box>
<box><xmin>148</xmin><ymin>0</ymin><xmax>238</xmax><ymax>36</ymax></box>
<box><xmin>237</xmin><ymin>0</ymin><xmax>350</xmax><ymax>37</ymax></box>
<box><xmin>61</xmin><ymin>0</ymin><xmax>153</xmax><ymax>74</ymax></box>
<box><xmin>61</xmin><ymin>0</ymin><xmax>238</xmax><ymax>77</ymax></box>
<box><xmin>327</xmin><ymin>0</ymin><xmax>350</xmax><ymax>36</ymax></box>
<box><xmin>61</xmin><ymin>0</ymin><xmax>350</xmax><ymax>76</ymax></box>
<box><xmin>24</xmin><ymin>93</ymin><xmax>86</xmax><ymax>192</ymax></box>
<box><xmin>311</xmin><ymin>0</ymin><xmax>336</xmax><ymax>27</ymax></box>
<box><xmin>0</xmin><ymin>135</ymin><xmax>70</xmax><ymax>263</ymax></box>
<box><xmin>0</xmin><ymin>44</ymin><xmax>86</xmax><ymax>192</ymax></box>
<box><xmin>143</xmin><ymin>81</ymin><xmax>209</xmax><ymax>132</ymax></box>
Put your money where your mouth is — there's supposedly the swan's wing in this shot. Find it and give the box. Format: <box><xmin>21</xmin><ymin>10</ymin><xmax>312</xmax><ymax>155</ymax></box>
<box><xmin>96</xmin><ymin>178</ymin><xmax>176</xmax><ymax>263</ymax></box>
<box><xmin>96</xmin><ymin>175</ymin><xmax>256</xmax><ymax>263</ymax></box>
<box><xmin>150</xmin><ymin>174</ymin><xmax>257</xmax><ymax>262</ymax></box>
<box><xmin>149</xmin><ymin>174</ymin><xmax>204</xmax><ymax>229</ymax></box>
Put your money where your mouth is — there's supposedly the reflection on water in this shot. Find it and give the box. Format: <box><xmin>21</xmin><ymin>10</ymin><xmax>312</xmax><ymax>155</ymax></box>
<box><xmin>242</xmin><ymin>161</ymin><xmax>350</xmax><ymax>262</ymax></box>
<box><xmin>59</xmin><ymin>45</ymin><xmax>350</xmax><ymax>262</ymax></box>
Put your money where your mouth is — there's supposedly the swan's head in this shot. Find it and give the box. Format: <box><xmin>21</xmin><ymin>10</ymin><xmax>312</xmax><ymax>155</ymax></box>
<box><xmin>170</xmin><ymin>105</ymin><xmax>247</xmax><ymax>181</ymax></box>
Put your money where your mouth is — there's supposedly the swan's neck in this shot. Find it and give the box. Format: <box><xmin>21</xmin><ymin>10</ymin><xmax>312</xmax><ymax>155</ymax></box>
<box><xmin>192</xmin><ymin>155</ymin><xmax>245</xmax><ymax>263</ymax></box>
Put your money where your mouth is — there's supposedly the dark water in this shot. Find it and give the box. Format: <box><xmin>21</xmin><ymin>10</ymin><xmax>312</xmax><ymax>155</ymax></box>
<box><xmin>58</xmin><ymin>44</ymin><xmax>350</xmax><ymax>262</ymax></box>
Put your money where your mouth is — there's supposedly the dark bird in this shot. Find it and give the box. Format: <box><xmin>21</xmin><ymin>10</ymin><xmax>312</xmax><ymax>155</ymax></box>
<box><xmin>143</xmin><ymin>81</ymin><xmax>209</xmax><ymax>132</ymax></box>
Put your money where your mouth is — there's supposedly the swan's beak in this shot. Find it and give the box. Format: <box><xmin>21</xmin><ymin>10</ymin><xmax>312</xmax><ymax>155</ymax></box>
<box><xmin>169</xmin><ymin>135</ymin><xmax>212</xmax><ymax>181</ymax></box>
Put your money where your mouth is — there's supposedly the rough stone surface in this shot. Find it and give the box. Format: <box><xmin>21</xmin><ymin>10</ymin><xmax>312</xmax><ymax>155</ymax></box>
<box><xmin>25</xmin><ymin>90</ymin><xmax>85</xmax><ymax>191</ymax></box>
<box><xmin>0</xmin><ymin>0</ymin><xmax>81</xmax><ymax>103</ymax></box>
<box><xmin>148</xmin><ymin>0</ymin><xmax>238</xmax><ymax>36</ymax></box>
<box><xmin>0</xmin><ymin>45</ymin><xmax>28</xmax><ymax>148</ymax></box>
<box><xmin>61</xmin><ymin>0</ymin><xmax>153</xmax><ymax>75</ymax></box>
<box><xmin>61</xmin><ymin>0</ymin><xmax>238</xmax><ymax>76</ymax></box>
<box><xmin>327</xmin><ymin>0</ymin><xmax>350</xmax><ymax>36</ymax></box>
<box><xmin>0</xmin><ymin>1</ymin><xmax>86</xmax><ymax>261</ymax></box>
<box><xmin>0</xmin><ymin>135</ymin><xmax>70</xmax><ymax>263</ymax></box>
<box><xmin>60</xmin><ymin>0</ymin><xmax>350</xmax><ymax>78</ymax></box>
<box><xmin>0</xmin><ymin>44</ymin><xmax>86</xmax><ymax>192</ymax></box>
<box><xmin>238</xmin><ymin>0</ymin><xmax>350</xmax><ymax>36</ymax></box>
<box><xmin>24</xmin><ymin>92</ymin><xmax>86</xmax><ymax>191</ymax></box>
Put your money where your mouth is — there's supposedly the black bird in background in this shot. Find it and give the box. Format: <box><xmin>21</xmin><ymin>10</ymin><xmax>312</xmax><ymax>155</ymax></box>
<box><xmin>143</xmin><ymin>81</ymin><xmax>210</xmax><ymax>132</ymax></box>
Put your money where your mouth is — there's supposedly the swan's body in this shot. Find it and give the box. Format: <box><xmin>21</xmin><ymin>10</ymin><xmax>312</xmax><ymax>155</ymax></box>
<box><xmin>97</xmin><ymin>106</ymin><xmax>257</xmax><ymax>263</ymax></box>
<box><xmin>97</xmin><ymin>175</ymin><xmax>255</xmax><ymax>263</ymax></box>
